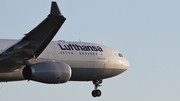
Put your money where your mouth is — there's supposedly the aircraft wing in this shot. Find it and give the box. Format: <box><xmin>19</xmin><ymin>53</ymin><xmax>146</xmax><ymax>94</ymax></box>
<box><xmin>0</xmin><ymin>2</ymin><xmax>66</xmax><ymax>72</ymax></box>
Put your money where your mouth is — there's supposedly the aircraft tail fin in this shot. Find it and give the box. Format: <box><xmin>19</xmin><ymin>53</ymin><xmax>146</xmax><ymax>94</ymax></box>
<box><xmin>50</xmin><ymin>1</ymin><xmax>62</xmax><ymax>16</ymax></box>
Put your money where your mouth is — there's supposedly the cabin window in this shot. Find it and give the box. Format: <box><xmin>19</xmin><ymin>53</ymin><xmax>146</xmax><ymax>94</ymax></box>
<box><xmin>118</xmin><ymin>53</ymin><xmax>123</xmax><ymax>57</ymax></box>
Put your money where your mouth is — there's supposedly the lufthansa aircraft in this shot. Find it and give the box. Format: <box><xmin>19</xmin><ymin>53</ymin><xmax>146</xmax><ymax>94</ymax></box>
<box><xmin>0</xmin><ymin>2</ymin><xmax>130</xmax><ymax>97</ymax></box>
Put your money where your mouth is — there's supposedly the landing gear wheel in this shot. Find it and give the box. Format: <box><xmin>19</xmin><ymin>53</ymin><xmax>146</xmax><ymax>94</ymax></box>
<box><xmin>92</xmin><ymin>90</ymin><xmax>97</xmax><ymax>97</ymax></box>
<box><xmin>95</xmin><ymin>89</ymin><xmax>101</xmax><ymax>97</ymax></box>
<box><xmin>91</xmin><ymin>90</ymin><xmax>101</xmax><ymax>97</ymax></box>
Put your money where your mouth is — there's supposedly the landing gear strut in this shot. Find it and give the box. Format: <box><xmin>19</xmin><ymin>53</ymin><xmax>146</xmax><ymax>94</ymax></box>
<box><xmin>91</xmin><ymin>79</ymin><xmax>102</xmax><ymax>97</ymax></box>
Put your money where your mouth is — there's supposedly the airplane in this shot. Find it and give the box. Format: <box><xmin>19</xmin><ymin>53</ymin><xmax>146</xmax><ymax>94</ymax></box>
<box><xmin>0</xmin><ymin>2</ymin><xmax>130</xmax><ymax>97</ymax></box>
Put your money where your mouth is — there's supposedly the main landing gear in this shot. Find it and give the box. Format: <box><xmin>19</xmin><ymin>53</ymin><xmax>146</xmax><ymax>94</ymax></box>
<box><xmin>91</xmin><ymin>79</ymin><xmax>102</xmax><ymax>97</ymax></box>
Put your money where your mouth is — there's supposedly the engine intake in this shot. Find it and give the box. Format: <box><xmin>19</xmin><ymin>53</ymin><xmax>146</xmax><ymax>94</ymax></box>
<box><xmin>23</xmin><ymin>61</ymin><xmax>72</xmax><ymax>84</ymax></box>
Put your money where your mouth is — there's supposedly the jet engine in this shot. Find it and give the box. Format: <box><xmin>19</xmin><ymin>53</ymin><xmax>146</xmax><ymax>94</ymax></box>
<box><xmin>22</xmin><ymin>61</ymin><xmax>72</xmax><ymax>84</ymax></box>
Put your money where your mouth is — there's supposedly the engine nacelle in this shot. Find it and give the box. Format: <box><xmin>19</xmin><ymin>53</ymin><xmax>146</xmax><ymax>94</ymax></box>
<box><xmin>23</xmin><ymin>61</ymin><xmax>72</xmax><ymax>84</ymax></box>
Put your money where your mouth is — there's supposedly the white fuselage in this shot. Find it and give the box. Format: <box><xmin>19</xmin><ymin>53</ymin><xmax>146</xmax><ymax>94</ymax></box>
<box><xmin>0</xmin><ymin>39</ymin><xmax>129</xmax><ymax>82</ymax></box>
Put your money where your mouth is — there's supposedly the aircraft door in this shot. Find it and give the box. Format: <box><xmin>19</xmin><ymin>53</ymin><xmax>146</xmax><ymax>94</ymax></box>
<box><xmin>104</xmin><ymin>48</ymin><xmax>114</xmax><ymax>66</ymax></box>
<box><xmin>46</xmin><ymin>46</ymin><xmax>55</xmax><ymax>60</ymax></box>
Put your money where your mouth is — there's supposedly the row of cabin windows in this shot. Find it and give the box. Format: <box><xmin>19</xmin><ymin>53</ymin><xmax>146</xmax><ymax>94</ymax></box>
<box><xmin>60</xmin><ymin>51</ymin><xmax>73</xmax><ymax>55</ymax></box>
<box><xmin>59</xmin><ymin>51</ymin><xmax>103</xmax><ymax>56</ymax></box>
<box><xmin>79</xmin><ymin>52</ymin><xmax>103</xmax><ymax>55</ymax></box>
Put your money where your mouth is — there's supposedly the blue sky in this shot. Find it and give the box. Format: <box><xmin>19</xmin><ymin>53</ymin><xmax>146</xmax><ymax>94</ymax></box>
<box><xmin>0</xmin><ymin>0</ymin><xmax>180</xmax><ymax>101</ymax></box>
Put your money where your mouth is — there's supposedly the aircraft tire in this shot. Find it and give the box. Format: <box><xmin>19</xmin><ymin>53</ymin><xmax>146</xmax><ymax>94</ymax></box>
<box><xmin>96</xmin><ymin>89</ymin><xmax>101</xmax><ymax>97</ymax></box>
<box><xmin>92</xmin><ymin>90</ymin><xmax>97</xmax><ymax>97</ymax></box>
<box><xmin>92</xmin><ymin>90</ymin><xmax>101</xmax><ymax>97</ymax></box>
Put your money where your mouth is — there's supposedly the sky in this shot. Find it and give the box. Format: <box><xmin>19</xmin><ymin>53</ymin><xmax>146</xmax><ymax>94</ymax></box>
<box><xmin>0</xmin><ymin>0</ymin><xmax>180</xmax><ymax>101</ymax></box>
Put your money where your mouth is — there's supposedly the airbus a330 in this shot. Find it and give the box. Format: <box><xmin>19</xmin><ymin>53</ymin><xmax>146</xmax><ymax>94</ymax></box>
<box><xmin>0</xmin><ymin>2</ymin><xmax>130</xmax><ymax>97</ymax></box>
